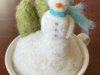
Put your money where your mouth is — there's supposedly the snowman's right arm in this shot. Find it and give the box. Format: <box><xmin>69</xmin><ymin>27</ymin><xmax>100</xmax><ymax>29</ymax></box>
<box><xmin>66</xmin><ymin>16</ymin><xmax>75</xmax><ymax>39</ymax></box>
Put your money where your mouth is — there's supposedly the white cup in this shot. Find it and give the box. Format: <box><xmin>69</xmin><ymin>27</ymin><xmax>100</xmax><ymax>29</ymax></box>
<box><xmin>5</xmin><ymin>33</ymin><xmax>89</xmax><ymax>75</ymax></box>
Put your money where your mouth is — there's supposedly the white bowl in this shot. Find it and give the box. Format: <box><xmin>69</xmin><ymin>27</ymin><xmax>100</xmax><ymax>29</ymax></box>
<box><xmin>5</xmin><ymin>35</ymin><xmax>89</xmax><ymax>75</ymax></box>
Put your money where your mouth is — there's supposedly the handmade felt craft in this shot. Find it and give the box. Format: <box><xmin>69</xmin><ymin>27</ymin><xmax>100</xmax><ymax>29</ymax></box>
<box><xmin>13</xmin><ymin>0</ymin><xmax>93</xmax><ymax>75</ymax></box>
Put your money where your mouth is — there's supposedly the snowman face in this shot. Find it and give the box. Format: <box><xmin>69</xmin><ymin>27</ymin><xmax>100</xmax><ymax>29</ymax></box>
<box><xmin>47</xmin><ymin>0</ymin><xmax>70</xmax><ymax>12</ymax></box>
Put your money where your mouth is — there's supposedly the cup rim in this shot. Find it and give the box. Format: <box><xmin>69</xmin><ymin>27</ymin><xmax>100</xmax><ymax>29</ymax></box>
<box><xmin>5</xmin><ymin>35</ymin><xmax>89</xmax><ymax>75</ymax></box>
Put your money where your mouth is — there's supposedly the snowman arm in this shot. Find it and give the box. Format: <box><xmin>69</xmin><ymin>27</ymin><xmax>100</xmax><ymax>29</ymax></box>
<box><xmin>66</xmin><ymin>16</ymin><xmax>75</xmax><ymax>39</ymax></box>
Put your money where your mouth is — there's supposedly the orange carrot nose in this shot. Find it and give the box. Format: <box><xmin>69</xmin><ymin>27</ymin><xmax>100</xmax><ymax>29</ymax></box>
<box><xmin>55</xmin><ymin>3</ymin><xmax>63</xmax><ymax>9</ymax></box>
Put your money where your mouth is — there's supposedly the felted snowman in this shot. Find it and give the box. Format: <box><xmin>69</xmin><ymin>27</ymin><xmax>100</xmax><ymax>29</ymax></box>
<box><xmin>12</xmin><ymin>0</ymin><xmax>94</xmax><ymax>75</ymax></box>
<box><xmin>40</xmin><ymin>0</ymin><xmax>75</xmax><ymax>58</ymax></box>
<box><xmin>41</xmin><ymin>0</ymin><xmax>74</xmax><ymax>38</ymax></box>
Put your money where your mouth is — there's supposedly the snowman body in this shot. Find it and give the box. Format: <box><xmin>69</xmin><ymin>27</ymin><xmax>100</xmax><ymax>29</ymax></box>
<box><xmin>40</xmin><ymin>10</ymin><xmax>73</xmax><ymax>58</ymax></box>
<box><xmin>41</xmin><ymin>10</ymin><xmax>70</xmax><ymax>39</ymax></box>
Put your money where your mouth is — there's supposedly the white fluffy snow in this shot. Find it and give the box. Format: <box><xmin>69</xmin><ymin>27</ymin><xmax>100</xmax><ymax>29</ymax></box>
<box><xmin>13</xmin><ymin>31</ymin><xmax>83</xmax><ymax>75</ymax></box>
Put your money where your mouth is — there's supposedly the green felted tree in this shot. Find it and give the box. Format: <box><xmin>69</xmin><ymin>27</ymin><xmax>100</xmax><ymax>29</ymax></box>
<box><xmin>16</xmin><ymin>0</ymin><xmax>49</xmax><ymax>36</ymax></box>
<box><xmin>35</xmin><ymin>0</ymin><xmax>49</xmax><ymax>19</ymax></box>
<box><xmin>16</xmin><ymin>0</ymin><xmax>37</xmax><ymax>36</ymax></box>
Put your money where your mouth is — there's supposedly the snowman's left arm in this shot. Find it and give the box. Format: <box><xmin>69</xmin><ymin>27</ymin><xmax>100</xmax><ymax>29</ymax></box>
<box><xmin>66</xmin><ymin>15</ymin><xmax>75</xmax><ymax>39</ymax></box>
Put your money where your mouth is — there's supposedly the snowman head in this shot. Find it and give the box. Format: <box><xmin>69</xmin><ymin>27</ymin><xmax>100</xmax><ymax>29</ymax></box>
<box><xmin>47</xmin><ymin>0</ymin><xmax>74</xmax><ymax>12</ymax></box>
